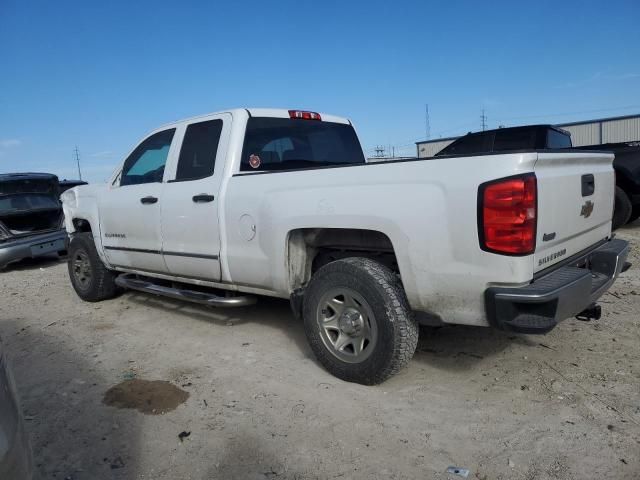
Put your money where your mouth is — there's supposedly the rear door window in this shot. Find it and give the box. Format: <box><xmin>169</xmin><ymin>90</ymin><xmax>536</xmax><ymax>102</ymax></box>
<box><xmin>174</xmin><ymin>120</ymin><xmax>223</xmax><ymax>181</ymax></box>
<box><xmin>241</xmin><ymin>118</ymin><xmax>365</xmax><ymax>171</ymax></box>
<box><xmin>120</xmin><ymin>129</ymin><xmax>175</xmax><ymax>186</ymax></box>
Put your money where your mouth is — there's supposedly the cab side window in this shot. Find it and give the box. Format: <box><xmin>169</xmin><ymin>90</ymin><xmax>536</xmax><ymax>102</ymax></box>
<box><xmin>120</xmin><ymin>129</ymin><xmax>175</xmax><ymax>186</ymax></box>
<box><xmin>547</xmin><ymin>129</ymin><xmax>572</xmax><ymax>149</ymax></box>
<box><xmin>174</xmin><ymin>120</ymin><xmax>223</xmax><ymax>181</ymax></box>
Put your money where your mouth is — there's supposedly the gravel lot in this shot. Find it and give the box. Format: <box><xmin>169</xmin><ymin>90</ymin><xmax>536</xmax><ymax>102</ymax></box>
<box><xmin>1</xmin><ymin>225</ymin><xmax>639</xmax><ymax>480</ymax></box>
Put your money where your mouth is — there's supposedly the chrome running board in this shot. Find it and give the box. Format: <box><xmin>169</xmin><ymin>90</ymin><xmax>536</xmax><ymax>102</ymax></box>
<box><xmin>115</xmin><ymin>273</ymin><xmax>256</xmax><ymax>307</ymax></box>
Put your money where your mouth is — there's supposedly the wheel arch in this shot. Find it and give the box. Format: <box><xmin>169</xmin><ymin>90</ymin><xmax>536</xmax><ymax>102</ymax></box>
<box><xmin>285</xmin><ymin>227</ymin><xmax>400</xmax><ymax>292</ymax></box>
<box><xmin>72</xmin><ymin>218</ymin><xmax>93</xmax><ymax>233</ymax></box>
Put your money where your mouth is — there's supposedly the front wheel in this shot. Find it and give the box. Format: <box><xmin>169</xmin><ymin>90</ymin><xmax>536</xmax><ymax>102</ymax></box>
<box><xmin>628</xmin><ymin>204</ymin><xmax>640</xmax><ymax>225</ymax></box>
<box><xmin>302</xmin><ymin>257</ymin><xmax>418</xmax><ymax>385</ymax></box>
<box><xmin>67</xmin><ymin>233</ymin><xmax>118</xmax><ymax>302</ymax></box>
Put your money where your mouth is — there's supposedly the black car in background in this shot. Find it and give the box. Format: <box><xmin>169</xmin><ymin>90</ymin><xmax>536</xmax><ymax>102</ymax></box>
<box><xmin>435</xmin><ymin>125</ymin><xmax>640</xmax><ymax>230</ymax></box>
<box><xmin>58</xmin><ymin>179</ymin><xmax>87</xmax><ymax>194</ymax></box>
<box><xmin>0</xmin><ymin>173</ymin><xmax>68</xmax><ymax>269</ymax></box>
<box><xmin>435</xmin><ymin>124</ymin><xmax>573</xmax><ymax>156</ymax></box>
<box><xmin>577</xmin><ymin>141</ymin><xmax>640</xmax><ymax>226</ymax></box>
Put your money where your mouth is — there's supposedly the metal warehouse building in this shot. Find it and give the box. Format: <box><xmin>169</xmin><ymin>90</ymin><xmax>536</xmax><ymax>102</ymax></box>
<box><xmin>415</xmin><ymin>113</ymin><xmax>640</xmax><ymax>158</ymax></box>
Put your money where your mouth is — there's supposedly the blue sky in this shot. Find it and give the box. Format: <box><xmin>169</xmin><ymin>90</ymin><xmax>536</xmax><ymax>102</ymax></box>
<box><xmin>1</xmin><ymin>0</ymin><xmax>639</xmax><ymax>182</ymax></box>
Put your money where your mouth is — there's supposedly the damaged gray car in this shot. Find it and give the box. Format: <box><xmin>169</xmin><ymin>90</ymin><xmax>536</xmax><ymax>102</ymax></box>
<box><xmin>0</xmin><ymin>173</ymin><xmax>68</xmax><ymax>270</ymax></box>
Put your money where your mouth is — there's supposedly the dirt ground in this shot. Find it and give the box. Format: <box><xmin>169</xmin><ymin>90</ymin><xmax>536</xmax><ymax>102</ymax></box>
<box><xmin>1</xmin><ymin>225</ymin><xmax>639</xmax><ymax>480</ymax></box>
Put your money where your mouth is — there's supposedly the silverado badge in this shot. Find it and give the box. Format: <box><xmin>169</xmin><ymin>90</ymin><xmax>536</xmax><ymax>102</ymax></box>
<box><xmin>580</xmin><ymin>200</ymin><xmax>594</xmax><ymax>218</ymax></box>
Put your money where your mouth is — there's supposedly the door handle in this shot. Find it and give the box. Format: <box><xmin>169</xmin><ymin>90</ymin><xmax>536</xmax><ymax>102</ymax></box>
<box><xmin>140</xmin><ymin>196</ymin><xmax>158</xmax><ymax>204</ymax></box>
<box><xmin>192</xmin><ymin>194</ymin><xmax>215</xmax><ymax>203</ymax></box>
<box><xmin>581</xmin><ymin>174</ymin><xmax>595</xmax><ymax>197</ymax></box>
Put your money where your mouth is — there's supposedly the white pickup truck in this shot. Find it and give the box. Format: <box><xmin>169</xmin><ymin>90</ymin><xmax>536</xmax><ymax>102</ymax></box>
<box><xmin>62</xmin><ymin>108</ymin><xmax>630</xmax><ymax>384</ymax></box>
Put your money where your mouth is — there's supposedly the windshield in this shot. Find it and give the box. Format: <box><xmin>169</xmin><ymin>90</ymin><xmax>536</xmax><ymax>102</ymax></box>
<box><xmin>0</xmin><ymin>193</ymin><xmax>60</xmax><ymax>213</ymax></box>
<box><xmin>241</xmin><ymin>117</ymin><xmax>365</xmax><ymax>172</ymax></box>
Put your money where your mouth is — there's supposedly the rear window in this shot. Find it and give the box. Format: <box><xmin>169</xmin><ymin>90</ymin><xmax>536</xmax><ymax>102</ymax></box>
<box><xmin>493</xmin><ymin>129</ymin><xmax>537</xmax><ymax>151</ymax></box>
<box><xmin>240</xmin><ymin>118</ymin><xmax>365</xmax><ymax>172</ymax></box>
<box><xmin>0</xmin><ymin>194</ymin><xmax>59</xmax><ymax>213</ymax></box>
<box><xmin>0</xmin><ymin>179</ymin><xmax>57</xmax><ymax>196</ymax></box>
<box><xmin>547</xmin><ymin>129</ymin><xmax>572</xmax><ymax>148</ymax></box>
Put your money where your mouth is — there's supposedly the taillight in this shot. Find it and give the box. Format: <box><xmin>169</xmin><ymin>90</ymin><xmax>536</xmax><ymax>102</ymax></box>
<box><xmin>478</xmin><ymin>174</ymin><xmax>537</xmax><ymax>255</ymax></box>
<box><xmin>288</xmin><ymin>110</ymin><xmax>322</xmax><ymax>121</ymax></box>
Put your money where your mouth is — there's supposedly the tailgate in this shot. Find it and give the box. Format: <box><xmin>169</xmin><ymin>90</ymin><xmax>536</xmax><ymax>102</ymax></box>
<box><xmin>534</xmin><ymin>151</ymin><xmax>614</xmax><ymax>273</ymax></box>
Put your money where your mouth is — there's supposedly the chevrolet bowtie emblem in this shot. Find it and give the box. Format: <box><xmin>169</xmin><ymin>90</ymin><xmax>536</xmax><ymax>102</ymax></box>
<box><xmin>580</xmin><ymin>200</ymin><xmax>594</xmax><ymax>218</ymax></box>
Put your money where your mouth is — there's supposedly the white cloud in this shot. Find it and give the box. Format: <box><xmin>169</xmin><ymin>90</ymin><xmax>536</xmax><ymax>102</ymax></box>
<box><xmin>608</xmin><ymin>73</ymin><xmax>640</xmax><ymax>80</ymax></box>
<box><xmin>0</xmin><ymin>139</ymin><xmax>21</xmax><ymax>148</ymax></box>
<box><xmin>555</xmin><ymin>71</ymin><xmax>640</xmax><ymax>89</ymax></box>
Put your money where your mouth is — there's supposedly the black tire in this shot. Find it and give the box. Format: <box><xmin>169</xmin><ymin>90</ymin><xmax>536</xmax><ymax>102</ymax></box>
<box><xmin>302</xmin><ymin>257</ymin><xmax>418</xmax><ymax>385</ymax></box>
<box><xmin>612</xmin><ymin>186</ymin><xmax>632</xmax><ymax>230</ymax></box>
<box><xmin>67</xmin><ymin>233</ymin><xmax>118</xmax><ymax>302</ymax></box>
<box><xmin>628</xmin><ymin>205</ymin><xmax>640</xmax><ymax>225</ymax></box>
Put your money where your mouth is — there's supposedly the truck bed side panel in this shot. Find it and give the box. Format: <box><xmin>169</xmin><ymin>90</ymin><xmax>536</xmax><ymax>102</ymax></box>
<box><xmin>223</xmin><ymin>153</ymin><xmax>541</xmax><ymax>326</ymax></box>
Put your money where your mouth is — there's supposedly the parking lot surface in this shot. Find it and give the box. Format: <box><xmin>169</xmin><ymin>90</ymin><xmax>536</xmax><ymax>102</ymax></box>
<box><xmin>1</xmin><ymin>225</ymin><xmax>639</xmax><ymax>480</ymax></box>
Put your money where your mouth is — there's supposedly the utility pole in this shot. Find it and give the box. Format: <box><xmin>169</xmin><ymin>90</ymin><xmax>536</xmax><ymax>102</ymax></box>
<box><xmin>425</xmin><ymin>104</ymin><xmax>431</xmax><ymax>140</ymax></box>
<box><xmin>374</xmin><ymin>146</ymin><xmax>385</xmax><ymax>157</ymax></box>
<box><xmin>480</xmin><ymin>109</ymin><xmax>487</xmax><ymax>131</ymax></box>
<box><xmin>74</xmin><ymin>146</ymin><xmax>82</xmax><ymax>180</ymax></box>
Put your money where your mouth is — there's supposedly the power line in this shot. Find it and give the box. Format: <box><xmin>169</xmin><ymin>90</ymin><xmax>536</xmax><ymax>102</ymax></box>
<box><xmin>366</xmin><ymin>104</ymin><xmax>640</xmax><ymax>157</ymax></box>
<box><xmin>425</xmin><ymin>104</ymin><xmax>430</xmax><ymax>140</ymax></box>
<box><xmin>495</xmin><ymin>104</ymin><xmax>640</xmax><ymax>123</ymax></box>
<box><xmin>74</xmin><ymin>146</ymin><xmax>82</xmax><ymax>180</ymax></box>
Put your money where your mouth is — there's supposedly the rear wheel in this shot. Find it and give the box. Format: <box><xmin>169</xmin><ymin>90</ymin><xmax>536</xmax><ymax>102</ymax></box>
<box><xmin>612</xmin><ymin>186</ymin><xmax>632</xmax><ymax>230</ymax></box>
<box><xmin>67</xmin><ymin>233</ymin><xmax>118</xmax><ymax>302</ymax></box>
<box><xmin>302</xmin><ymin>257</ymin><xmax>418</xmax><ymax>385</ymax></box>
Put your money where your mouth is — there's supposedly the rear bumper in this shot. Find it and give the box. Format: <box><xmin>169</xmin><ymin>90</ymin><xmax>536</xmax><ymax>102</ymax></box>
<box><xmin>0</xmin><ymin>229</ymin><xmax>68</xmax><ymax>269</ymax></box>
<box><xmin>485</xmin><ymin>238</ymin><xmax>630</xmax><ymax>334</ymax></box>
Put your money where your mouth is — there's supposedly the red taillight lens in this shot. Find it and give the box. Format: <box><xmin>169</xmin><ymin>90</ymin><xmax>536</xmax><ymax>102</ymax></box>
<box><xmin>288</xmin><ymin>110</ymin><xmax>322</xmax><ymax>121</ymax></box>
<box><xmin>479</xmin><ymin>174</ymin><xmax>537</xmax><ymax>255</ymax></box>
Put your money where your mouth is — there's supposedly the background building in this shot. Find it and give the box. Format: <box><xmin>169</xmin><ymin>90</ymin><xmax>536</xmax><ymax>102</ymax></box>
<box><xmin>415</xmin><ymin>113</ymin><xmax>640</xmax><ymax>158</ymax></box>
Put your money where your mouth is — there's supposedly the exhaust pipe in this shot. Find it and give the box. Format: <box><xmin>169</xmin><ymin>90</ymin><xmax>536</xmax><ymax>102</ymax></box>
<box><xmin>575</xmin><ymin>303</ymin><xmax>601</xmax><ymax>321</ymax></box>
